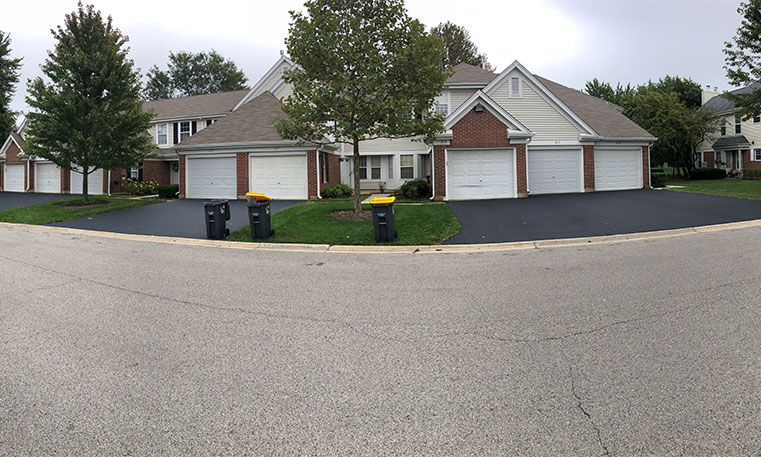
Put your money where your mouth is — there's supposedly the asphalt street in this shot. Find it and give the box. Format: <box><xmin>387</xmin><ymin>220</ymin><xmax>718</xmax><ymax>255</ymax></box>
<box><xmin>1</xmin><ymin>224</ymin><xmax>760</xmax><ymax>455</ymax></box>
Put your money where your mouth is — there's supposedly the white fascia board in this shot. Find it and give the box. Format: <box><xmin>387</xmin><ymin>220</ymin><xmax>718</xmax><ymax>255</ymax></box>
<box><xmin>444</xmin><ymin>90</ymin><xmax>532</xmax><ymax>134</ymax></box>
<box><xmin>0</xmin><ymin>135</ymin><xmax>13</xmax><ymax>159</ymax></box>
<box><xmin>233</xmin><ymin>55</ymin><xmax>296</xmax><ymax>111</ymax></box>
<box><xmin>176</xmin><ymin>140</ymin><xmax>335</xmax><ymax>152</ymax></box>
<box><xmin>445</xmin><ymin>83</ymin><xmax>489</xmax><ymax>89</ymax></box>
<box><xmin>151</xmin><ymin>114</ymin><xmax>228</xmax><ymax>123</ymax></box>
<box><xmin>483</xmin><ymin>60</ymin><xmax>598</xmax><ymax>136</ymax></box>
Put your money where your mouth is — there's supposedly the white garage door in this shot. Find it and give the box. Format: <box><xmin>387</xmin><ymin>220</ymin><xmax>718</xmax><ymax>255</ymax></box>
<box><xmin>249</xmin><ymin>154</ymin><xmax>308</xmax><ymax>200</ymax></box>
<box><xmin>447</xmin><ymin>149</ymin><xmax>515</xmax><ymax>200</ymax></box>
<box><xmin>186</xmin><ymin>156</ymin><xmax>237</xmax><ymax>199</ymax></box>
<box><xmin>595</xmin><ymin>148</ymin><xmax>642</xmax><ymax>191</ymax></box>
<box><xmin>4</xmin><ymin>164</ymin><xmax>24</xmax><ymax>192</ymax></box>
<box><xmin>70</xmin><ymin>167</ymin><xmax>104</xmax><ymax>195</ymax></box>
<box><xmin>527</xmin><ymin>148</ymin><xmax>582</xmax><ymax>195</ymax></box>
<box><xmin>36</xmin><ymin>163</ymin><xmax>61</xmax><ymax>193</ymax></box>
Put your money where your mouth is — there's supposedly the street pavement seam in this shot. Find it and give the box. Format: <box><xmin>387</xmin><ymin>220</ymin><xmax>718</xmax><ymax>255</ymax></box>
<box><xmin>2</xmin><ymin>218</ymin><xmax>761</xmax><ymax>254</ymax></box>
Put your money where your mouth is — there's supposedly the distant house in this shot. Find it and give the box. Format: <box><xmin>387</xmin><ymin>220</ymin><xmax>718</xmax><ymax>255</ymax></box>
<box><xmin>697</xmin><ymin>84</ymin><xmax>761</xmax><ymax>174</ymax></box>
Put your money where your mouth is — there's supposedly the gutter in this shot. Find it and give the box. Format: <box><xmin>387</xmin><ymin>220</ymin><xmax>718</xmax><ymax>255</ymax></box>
<box><xmin>315</xmin><ymin>148</ymin><xmax>322</xmax><ymax>199</ymax></box>
<box><xmin>428</xmin><ymin>145</ymin><xmax>435</xmax><ymax>201</ymax></box>
<box><xmin>25</xmin><ymin>159</ymin><xmax>30</xmax><ymax>191</ymax></box>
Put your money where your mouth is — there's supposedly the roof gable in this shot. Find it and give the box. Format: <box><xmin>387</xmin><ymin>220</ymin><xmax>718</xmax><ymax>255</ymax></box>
<box><xmin>0</xmin><ymin>132</ymin><xmax>25</xmax><ymax>159</ymax></box>
<box><xmin>445</xmin><ymin>90</ymin><xmax>532</xmax><ymax>137</ymax></box>
<box><xmin>234</xmin><ymin>55</ymin><xmax>296</xmax><ymax>110</ymax></box>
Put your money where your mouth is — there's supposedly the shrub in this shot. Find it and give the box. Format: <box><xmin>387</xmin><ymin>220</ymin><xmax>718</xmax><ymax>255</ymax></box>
<box><xmin>321</xmin><ymin>183</ymin><xmax>353</xmax><ymax>198</ymax></box>
<box><xmin>650</xmin><ymin>172</ymin><xmax>666</xmax><ymax>188</ymax></box>
<box><xmin>398</xmin><ymin>179</ymin><xmax>432</xmax><ymax>199</ymax></box>
<box><xmin>124</xmin><ymin>178</ymin><xmax>159</xmax><ymax>195</ymax></box>
<box><xmin>743</xmin><ymin>168</ymin><xmax>761</xmax><ymax>179</ymax></box>
<box><xmin>650</xmin><ymin>167</ymin><xmax>665</xmax><ymax>174</ymax></box>
<box><xmin>689</xmin><ymin>168</ymin><xmax>726</xmax><ymax>180</ymax></box>
<box><xmin>157</xmin><ymin>184</ymin><xmax>179</xmax><ymax>198</ymax></box>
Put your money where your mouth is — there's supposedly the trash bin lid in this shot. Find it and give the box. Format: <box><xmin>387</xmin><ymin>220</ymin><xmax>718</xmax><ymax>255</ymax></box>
<box><xmin>370</xmin><ymin>196</ymin><xmax>395</xmax><ymax>204</ymax></box>
<box><xmin>245</xmin><ymin>192</ymin><xmax>272</xmax><ymax>202</ymax></box>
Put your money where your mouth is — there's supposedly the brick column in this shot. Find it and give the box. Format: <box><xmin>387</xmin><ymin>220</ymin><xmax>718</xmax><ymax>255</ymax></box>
<box><xmin>307</xmin><ymin>150</ymin><xmax>318</xmax><ymax>199</ymax></box>
<box><xmin>433</xmin><ymin>146</ymin><xmax>446</xmax><ymax>200</ymax></box>
<box><xmin>28</xmin><ymin>162</ymin><xmax>34</xmax><ymax>191</ymax></box>
<box><xmin>515</xmin><ymin>144</ymin><xmax>527</xmax><ymax>197</ymax></box>
<box><xmin>583</xmin><ymin>145</ymin><xmax>595</xmax><ymax>192</ymax></box>
<box><xmin>236</xmin><ymin>152</ymin><xmax>248</xmax><ymax>199</ymax></box>
<box><xmin>178</xmin><ymin>155</ymin><xmax>186</xmax><ymax>198</ymax></box>
<box><xmin>642</xmin><ymin>145</ymin><xmax>650</xmax><ymax>188</ymax></box>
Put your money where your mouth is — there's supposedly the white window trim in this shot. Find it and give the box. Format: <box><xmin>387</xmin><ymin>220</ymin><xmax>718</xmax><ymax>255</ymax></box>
<box><xmin>400</xmin><ymin>154</ymin><xmax>414</xmax><ymax>180</ymax></box>
<box><xmin>179</xmin><ymin>121</ymin><xmax>192</xmax><ymax>141</ymax></box>
<box><xmin>753</xmin><ymin>147</ymin><xmax>761</xmax><ymax>162</ymax></box>
<box><xmin>509</xmin><ymin>76</ymin><xmax>523</xmax><ymax>98</ymax></box>
<box><xmin>370</xmin><ymin>156</ymin><xmax>381</xmax><ymax>180</ymax></box>
<box><xmin>358</xmin><ymin>156</ymin><xmax>368</xmax><ymax>180</ymax></box>
<box><xmin>156</xmin><ymin>123</ymin><xmax>168</xmax><ymax>146</ymax></box>
<box><xmin>735</xmin><ymin>115</ymin><xmax>742</xmax><ymax>134</ymax></box>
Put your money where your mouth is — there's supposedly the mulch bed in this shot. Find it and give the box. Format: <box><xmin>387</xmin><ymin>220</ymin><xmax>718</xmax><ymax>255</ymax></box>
<box><xmin>331</xmin><ymin>209</ymin><xmax>373</xmax><ymax>220</ymax></box>
<box><xmin>53</xmin><ymin>200</ymin><xmax>109</xmax><ymax>207</ymax></box>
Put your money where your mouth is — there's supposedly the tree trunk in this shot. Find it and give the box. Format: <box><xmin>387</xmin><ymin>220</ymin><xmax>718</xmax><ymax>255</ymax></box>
<box><xmin>352</xmin><ymin>136</ymin><xmax>361</xmax><ymax>213</ymax></box>
<box><xmin>82</xmin><ymin>163</ymin><xmax>89</xmax><ymax>203</ymax></box>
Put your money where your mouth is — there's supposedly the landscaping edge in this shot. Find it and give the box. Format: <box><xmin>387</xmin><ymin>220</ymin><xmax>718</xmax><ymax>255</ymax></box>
<box><xmin>3</xmin><ymin>218</ymin><xmax>761</xmax><ymax>254</ymax></box>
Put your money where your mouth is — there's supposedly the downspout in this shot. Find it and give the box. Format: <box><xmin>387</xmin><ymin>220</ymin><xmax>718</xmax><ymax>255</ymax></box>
<box><xmin>648</xmin><ymin>144</ymin><xmax>652</xmax><ymax>188</ymax></box>
<box><xmin>107</xmin><ymin>170</ymin><xmax>111</xmax><ymax>196</ymax></box>
<box><xmin>25</xmin><ymin>159</ymin><xmax>30</xmax><ymax>191</ymax></box>
<box><xmin>428</xmin><ymin>145</ymin><xmax>435</xmax><ymax>200</ymax></box>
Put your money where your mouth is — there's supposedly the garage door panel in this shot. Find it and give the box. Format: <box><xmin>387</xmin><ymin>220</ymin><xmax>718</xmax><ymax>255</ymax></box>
<box><xmin>71</xmin><ymin>167</ymin><xmax>104</xmax><ymax>195</ymax></box>
<box><xmin>187</xmin><ymin>157</ymin><xmax>237</xmax><ymax>199</ymax></box>
<box><xmin>4</xmin><ymin>164</ymin><xmax>24</xmax><ymax>192</ymax></box>
<box><xmin>595</xmin><ymin>149</ymin><xmax>641</xmax><ymax>191</ymax></box>
<box><xmin>527</xmin><ymin>149</ymin><xmax>582</xmax><ymax>195</ymax></box>
<box><xmin>447</xmin><ymin>149</ymin><xmax>514</xmax><ymax>200</ymax></box>
<box><xmin>249</xmin><ymin>154</ymin><xmax>307</xmax><ymax>200</ymax></box>
<box><xmin>37</xmin><ymin>163</ymin><xmax>61</xmax><ymax>193</ymax></box>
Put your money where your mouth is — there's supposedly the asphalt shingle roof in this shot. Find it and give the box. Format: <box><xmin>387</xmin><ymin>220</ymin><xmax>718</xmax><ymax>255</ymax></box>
<box><xmin>712</xmin><ymin>135</ymin><xmax>750</xmax><ymax>149</ymax></box>
<box><xmin>702</xmin><ymin>83</ymin><xmax>761</xmax><ymax>114</ymax></box>
<box><xmin>535</xmin><ymin>75</ymin><xmax>654</xmax><ymax>139</ymax></box>
<box><xmin>176</xmin><ymin>92</ymin><xmax>286</xmax><ymax>146</ymax></box>
<box><xmin>446</xmin><ymin>63</ymin><xmax>499</xmax><ymax>85</ymax></box>
<box><xmin>143</xmin><ymin>90</ymin><xmax>249</xmax><ymax>120</ymax></box>
<box><xmin>10</xmin><ymin>131</ymin><xmax>25</xmax><ymax>150</ymax></box>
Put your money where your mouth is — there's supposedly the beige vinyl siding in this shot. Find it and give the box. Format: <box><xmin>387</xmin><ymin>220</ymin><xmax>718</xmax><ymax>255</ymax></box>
<box><xmin>250</xmin><ymin>65</ymin><xmax>291</xmax><ymax>99</ymax></box>
<box><xmin>274</xmin><ymin>82</ymin><xmax>294</xmax><ymax>100</ymax></box>
<box><xmin>740</xmin><ymin>115</ymin><xmax>761</xmax><ymax>143</ymax></box>
<box><xmin>341</xmin><ymin>137</ymin><xmax>428</xmax><ymax>154</ymax></box>
<box><xmin>449</xmin><ymin>89</ymin><xmax>478</xmax><ymax>112</ymax></box>
<box><xmin>489</xmin><ymin>72</ymin><xmax>583</xmax><ymax>142</ymax></box>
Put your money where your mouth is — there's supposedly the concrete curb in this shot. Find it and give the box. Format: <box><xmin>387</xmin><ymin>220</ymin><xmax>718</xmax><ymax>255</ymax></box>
<box><xmin>3</xmin><ymin>218</ymin><xmax>761</xmax><ymax>254</ymax></box>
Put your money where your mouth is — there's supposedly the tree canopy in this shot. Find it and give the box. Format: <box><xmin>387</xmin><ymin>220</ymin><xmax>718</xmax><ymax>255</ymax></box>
<box><xmin>25</xmin><ymin>3</ymin><xmax>154</xmax><ymax>201</ymax></box>
<box><xmin>584</xmin><ymin>78</ymin><xmax>633</xmax><ymax>106</ymax></box>
<box><xmin>143</xmin><ymin>50</ymin><xmax>249</xmax><ymax>100</ymax></box>
<box><xmin>429</xmin><ymin>21</ymin><xmax>490</xmax><ymax>69</ymax></box>
<box><xmin>276</xmin><ymin>0</ymin><xmax>449</xmax><ymax>212</ymax></box>
<box><xmin>724</xmin><ymin>0</ymin><xmax>761</xmax><ymax>118</ymax></box>
<box><xmin>0</xmin><ymin>31</ymin><xmax>22</xmax><ymax>141</ymax></box>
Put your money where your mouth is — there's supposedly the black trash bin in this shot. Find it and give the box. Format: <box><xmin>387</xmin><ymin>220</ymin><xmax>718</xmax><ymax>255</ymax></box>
<box><xmin>370</xmin><ymin>196</ymin><xmax>397</xmax><ymax>242</ymax></box>
<box><xmin>203</xmin><ymin>199</ymin><xmax>231</xmax><ymax>239</ymax></box>
<box><xmin>246</xmin><ymin>192</ymin><xmax>275</xmax><ymax>240</ymax></box>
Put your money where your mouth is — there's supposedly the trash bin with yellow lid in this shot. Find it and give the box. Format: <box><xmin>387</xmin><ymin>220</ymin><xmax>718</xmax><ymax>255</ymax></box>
<box><xmin>245</xmin><ymin>192</ymin><xmax>275</xmax><ymax>240</ymax></box>
<box><xmin>370</xmin><ymin>196</ymin><xmax>397</xmax><ymax>242</ymax></box>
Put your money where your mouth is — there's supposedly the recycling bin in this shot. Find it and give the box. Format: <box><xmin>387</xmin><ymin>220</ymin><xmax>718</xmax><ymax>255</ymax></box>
<box><xmin>204</xmin><ymin>199</ymin><xmax>230</xmax><ymax>239</ymax></box>
<box><xmin>370</xmin><ymin>196</ymin><xmax>397</xmax><ymax>242</ymax></box>
<box><xmin>245</xmin><ymin>192</ymin><xmax>275</xmax><ymax>240</ymax></box>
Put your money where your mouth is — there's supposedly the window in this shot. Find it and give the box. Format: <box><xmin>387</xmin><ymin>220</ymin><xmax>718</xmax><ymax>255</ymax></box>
<box><xmin>509</xmin><ymin>76</ymin><xmax>522</xmax><ymax>98</ymax></box>
<box><xmin>206</xmin><ymin>119</ymin><xmax>213</xmax><ymax>127</ymax></box>
<box><xmin>735</xmin><ymin>114</ymin><xmax>742</xmax><ymax>134</ymax></box>
<box><xmin>755</xmin><ymin>148</ymin><xmax>761</xmax><ymax>161</ymax></box>
<box><xmin>156</xmin><ymin>123</ymin><xmax>168</xmax><ymax>146</ymax></box>
<box><xmin>400</xmin><ymin>154</ymin><xmax>414</xmax><ymax>179</ymax></box>
<box><xmin>129</xmin><ymin>167</ymin><xmax>139</xmax><ymax>179</ymax></box>
<box><xmin>721</xmin><ymin>125</ymin><xmax>726</xmax><ymax>136</ymax></box>
<box><xmin>435</xmin><ymin>104</ymin><xmax>448</xmax><ymax>115</ymax></box>
<box><xmin>321</xmin><ymin>153</ymin><xmax>329</xmax><ymax>183</ymax></box>
<box><xmin>388</xmin><ymin>156</ymin><xmax>393</xmax><ymax>180</ymax></box>
<box><xmin>179</xmin><ymin>121</ymin><xmax>191</xmax><ymax>141</ymax></box>
<box><xmin>754</xmin><ymin>115</ymin><xmax>760</xmax><ymax>123</ymax></box>
<box><xmin>370</xmin><ymin>156</ymin><xmax>381</xmax><ymax>180</ymax></box>
<box><xmin>358</xmin><ymin>156</ymin><xmax>367</xmax><ymax>179</ymax></box>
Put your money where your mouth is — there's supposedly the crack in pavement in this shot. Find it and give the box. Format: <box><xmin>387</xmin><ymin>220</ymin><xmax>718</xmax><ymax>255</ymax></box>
<box><xmin>563</xmin><ymin>351</ymin><xmax>611</xmax><ymax>457</ymax></box>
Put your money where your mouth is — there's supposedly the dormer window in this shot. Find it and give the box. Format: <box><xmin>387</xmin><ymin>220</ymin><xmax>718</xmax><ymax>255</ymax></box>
<box><xmin>179</xmin><ymin>121</ymin><xmax>192</xmax><ymax>141</ymax></box>
<box><xmin>509</xmin><ymin>76</ymin><xmax>522</xmax><ymax>98</ymax></box>
<box><xmin>156</xmin><ymin>123</ymin><xmax>168</xmax><ymax>146</ymax></box>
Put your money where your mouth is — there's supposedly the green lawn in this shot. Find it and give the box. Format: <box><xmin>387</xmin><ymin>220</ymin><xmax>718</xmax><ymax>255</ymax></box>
<box><xmin>228</xmin><ymin>199</ymin><xmax>460</xmax><ymax>245</ymax></box>
<box><xmin>0</xmin><ymin>196</ymin><xmax>164</xmax><ymax>225</ymax></box>
<box><xmin>665</xmin><ymin>177</ymin><xmax>761</xmax><ymax>200</ymax></box>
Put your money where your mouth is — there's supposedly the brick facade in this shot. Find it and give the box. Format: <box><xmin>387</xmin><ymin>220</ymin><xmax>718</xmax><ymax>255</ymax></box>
<box><xmin>306</xmin><ymin>150</ymin><xmax>318</xmax><ymax>198</ymax></box>
<box><xmin>642</xmin><ymin>145</ymin><xmax>650</xmax><ymax>188</ymax></box>
<box><xmin>236</xmin><ymin>152</ymin><xmax>248</xmax><ymax>198</ymax></box>
<box><xmin>142</xmin><ymin>160</ymin><xmax>171</xmax><ymax>185</ymax></box>
<box><xmin>583</xmin><ymin>145</ymin><xmax>595</xmax><ymax>191</ymax></box>
<box><xmin>61</xmin><ymin>166</ymin><xmax>70</xmax><ymax>193</ymax></box>
<box><xmin>742</xmin><ymin>149</ymin><xmax>761</xmax><ymax>170</ymax></box>
<box><xmin>179</xmin><ymin>155</ymin><xmax>186</xmax><ymax>198</ymax></box>
<box><xmin>433</xmin><ymin>106</ymin><xmax>527</xmax><ymax>199</ymax></box>
<box><xmin>319</xmin><ymin>152</ymin><xmax>341</xmax><ymax>194</ymax></box>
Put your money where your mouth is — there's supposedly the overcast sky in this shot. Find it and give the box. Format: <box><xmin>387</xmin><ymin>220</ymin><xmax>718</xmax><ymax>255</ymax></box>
<box><xmin>3</xmin><ymin>0</ymin><xmax>746</xmax><ymax>115</ymax></box>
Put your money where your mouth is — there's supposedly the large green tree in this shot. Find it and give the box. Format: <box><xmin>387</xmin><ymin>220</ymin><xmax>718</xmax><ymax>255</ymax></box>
<box><xmin>430</xmin><ymin>21</ymin><xmax>490</xmax><ymax>69</ymax></box>
<box><xmin>25</xmin><ymin>3</ymin><xmax>153</xmax><ymax>202</ymax></box>
<box><xmin>276</xmin><ymin>0</ymin><xmax>449</xmax><ymax>213</ymax></box>
<box><xmin>144</xmin><ymin>50</ymin><xmax>248</xmax><ymax>100</ymax></box>
<box><xmin>584</xmin><ymin>78</ymin><xmax>633</xmax><ymax>106</ymax></box>
<box><xmin>724</xmin><ymin>0</ymin><xmax>761</xmax><ymax>118</ymax></box>
<box><xmin>0</xmin><ymin>31</ymin><xmax>22</xmax><ymax>141</ymax></box>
